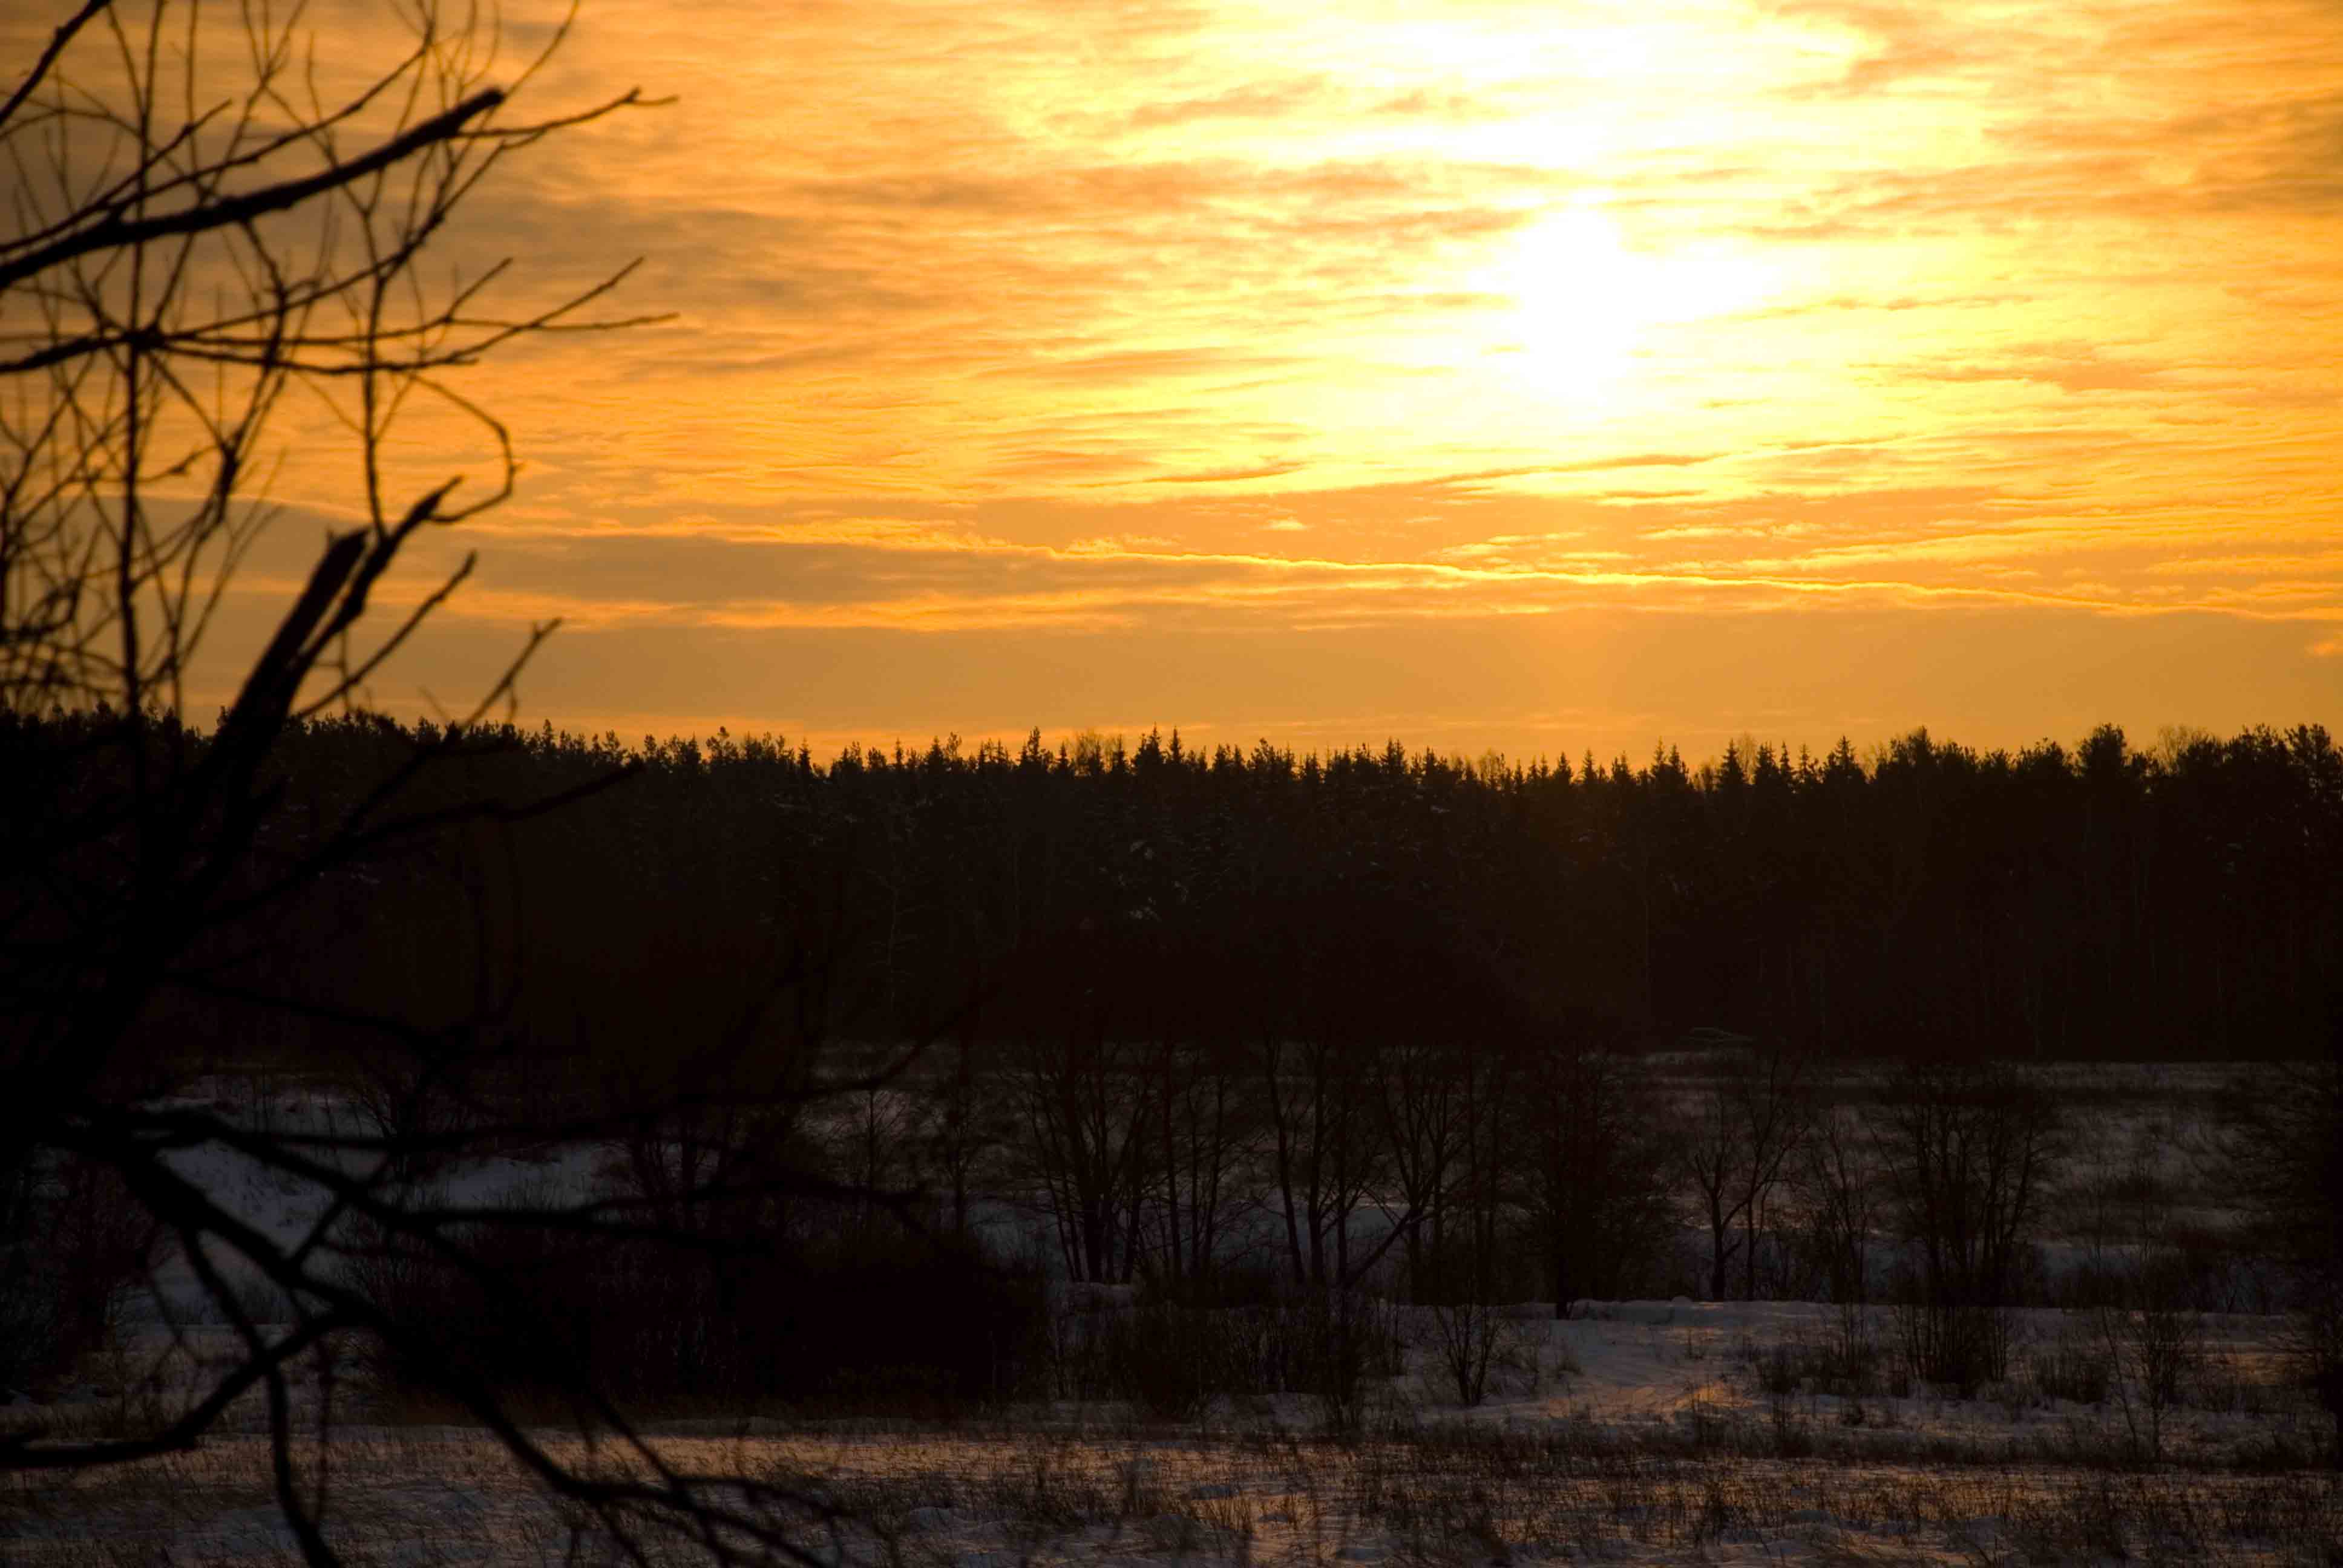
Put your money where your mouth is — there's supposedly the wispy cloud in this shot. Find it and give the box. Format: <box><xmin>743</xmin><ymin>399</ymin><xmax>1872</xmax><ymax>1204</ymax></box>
<box><xmin>25</xmin><ymin>0</ymin><xmax>2332</xmax><ymax>750</ymax></box>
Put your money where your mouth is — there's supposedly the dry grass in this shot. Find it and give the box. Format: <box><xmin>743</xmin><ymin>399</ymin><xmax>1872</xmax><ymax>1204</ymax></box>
<box><xmin>10</xmin><ymin>1420</ymin><xmax>2342</xmax><ymax>1567</ymax></box>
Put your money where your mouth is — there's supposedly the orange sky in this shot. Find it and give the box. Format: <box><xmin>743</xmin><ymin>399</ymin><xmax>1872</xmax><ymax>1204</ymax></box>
<box><xmin>38</xmin><ymin>0</ymin><xmax>2343</xmax><ymax>763</ymax></box>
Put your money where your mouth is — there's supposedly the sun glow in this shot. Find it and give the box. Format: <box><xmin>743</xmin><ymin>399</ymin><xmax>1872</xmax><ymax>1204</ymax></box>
<box><xmin>1486</xmin><ymin>206</ymin><xmax>1776</xmax><ymax>401</ymax></box>
<box><xmin>63</xmin><ymin>0</ymin><xmax>2332</xmax><ymax>751</ymax></box>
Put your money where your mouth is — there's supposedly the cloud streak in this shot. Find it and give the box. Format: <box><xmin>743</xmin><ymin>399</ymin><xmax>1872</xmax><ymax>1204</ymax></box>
<box><xmin>21</xmin><ymin>0</ymin><xmax>2332</xmax><ymax>750</ymax></box>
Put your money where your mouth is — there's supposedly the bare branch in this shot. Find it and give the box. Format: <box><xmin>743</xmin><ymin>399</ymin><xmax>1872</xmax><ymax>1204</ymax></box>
<box><xmin>0</xmin><ymin>88</ymin><xmax>503</xmax><ymax>293</ymax></box>
<box><xmin>0</xmin><ymin>0</ymin><xmax>114</xmax><ymax>137</ymax></box>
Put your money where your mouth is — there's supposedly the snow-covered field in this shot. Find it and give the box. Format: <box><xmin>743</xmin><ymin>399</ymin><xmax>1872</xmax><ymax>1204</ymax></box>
<box><xmin>8</xmin><ymin>1065</ymin><xmax>2339</xmax><ymax>1564</ymax></box>
<box><xmin>10</xmin><ymin>1298</ymin><xmax>2340</xmax><ymax>1566</ymax></box>
<box><xmin>14</xmin><ymin>1417</ymin><xmax>2343</xmax><ymax>1566</ymax></box>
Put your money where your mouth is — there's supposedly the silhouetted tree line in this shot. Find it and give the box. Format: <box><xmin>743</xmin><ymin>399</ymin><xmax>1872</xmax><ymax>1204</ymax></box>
<box><xmin>87</xmin><ymin>714</ymin><xmax>2343</xmax><ymax>1313</ymax></box>
<box><xmin>9</xmin><ymin>709</ymin><xmax>2343</xmax><ymax>1427</ymax></box>
<box><xmin>112</xmin><ymin>715</ymin><xmax>2343</xmax><ymax>1079</ymax></box>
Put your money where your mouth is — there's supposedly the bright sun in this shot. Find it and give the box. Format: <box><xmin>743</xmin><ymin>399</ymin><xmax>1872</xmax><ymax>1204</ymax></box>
<box><xmin>1487</xmin><ymin>206</ymin><xmax>1772</xmax><ymax>401</ymax></box>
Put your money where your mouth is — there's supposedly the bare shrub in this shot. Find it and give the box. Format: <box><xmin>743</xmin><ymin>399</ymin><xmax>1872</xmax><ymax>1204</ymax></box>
<box><xmin>1677</xmin><ymin>1038</ymin><xmax>1811</xmax><ymax>1301</ymax></box>
<box><xmin>2222</xmin><ymin>1037</ymin><xmax>2342</xmax><ymax>1461</ymax></box>
<box><xmin>1418</xmin><ymin>1298</ymin><xmax>1547</xmax><ymax>1410</ymax></box>
<box><xmin>1057</xmin><ymin>1286</ymin><xmax>1403</xmax><ymax>1428</ymax></box>
<box><xmin>1790</xmin><ymin>1105</ymin><xmax>1880</xmax><ymax>1368</ymax></box>
<box><xmin>1740</xmin><ymin>1326</ymin><xmax>1884</xmax><ymax>1401</ymax></box>
<box><xmin>1877</xmin><ymin>1057</ymin><xmax>2063</xmax><ymax>1393</ymax></box>
<box><xmin>2088</xmin><ymin>1250</ymin><xmax>2207</xmax><ymax>1463</ymax></box>
<box><xmin>2031</xmin><ymin>1322</ymin><xmax>2113</xmax><ymax>1406</ymax></box>
<box><xmin>0</xmin><ymin>1151</ymin><xmax>157</xmax><ymax>1396</ymax></box>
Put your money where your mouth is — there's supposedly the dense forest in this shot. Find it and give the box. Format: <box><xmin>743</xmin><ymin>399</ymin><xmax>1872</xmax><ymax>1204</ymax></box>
<box><xmin>87</xmin><ymin>716</ymin><xmax>2341</xmax><ymax>1075</ymax></box>
<box><xmin>8</xmin><ymin>710</ymin><xmax>2343</xmax><ymax>1411</ymax></box>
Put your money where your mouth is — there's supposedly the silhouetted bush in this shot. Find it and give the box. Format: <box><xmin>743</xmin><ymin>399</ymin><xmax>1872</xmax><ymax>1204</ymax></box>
<box><xmin>2031</xmin><ymin>1325</ymin><xmax>2114</xmax><ymax>1405</ymax></box>
<box><xmin>1878</xmin><ymin>1059</ymin><xmax>2063</xmax><ymax>1392</ymax></box>
<box><xmin>1052</xmin><ymin>1287</ymin><xmax>1403</xmax><ymax>1425</ymax></box>
<box><xmin>352</xmin><ymin>1210</ymin><xmax>1049</xmax><ymax>1414</ymax></box>
<box><xmin>0</xmin><ymin>1151</ymin><xmax>156</xmax><ymax>1395</ymax></box>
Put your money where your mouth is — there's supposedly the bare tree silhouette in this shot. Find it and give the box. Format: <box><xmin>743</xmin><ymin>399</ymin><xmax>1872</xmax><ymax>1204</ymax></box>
<box><xmin>0</xmin><ymin>5</ymin><xmax>917</xmax><ymax>1561</ymax></box>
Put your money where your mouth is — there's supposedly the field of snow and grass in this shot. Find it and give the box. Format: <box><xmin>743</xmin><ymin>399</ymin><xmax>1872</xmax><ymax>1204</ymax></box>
<box><xmin>9</xmin><ymin>1297</ymin><xmax>2342</xmax><ymax>1566</ymax></box>
<box><xmin>6</xmin><ymin>1064</ymin><xmax>2339</xmax><ymax>1564</ymax></box>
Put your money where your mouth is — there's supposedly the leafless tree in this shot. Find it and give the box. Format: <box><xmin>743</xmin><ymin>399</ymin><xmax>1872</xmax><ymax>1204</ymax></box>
<box><xmin>1379</xmin><ymin>1028</ymin><xmax>1513</xmax><ymax>1304</ymax></box>
<box><xmin>1374</xmin><ymin>1033</ymin><xmax>1467</xmax><ymax>1293</ymax></box>
<box><xmin>0</xmin><ymin>5</ymin><xmax>931</xmax><ymax>1561</ymax></box>
<box><xmin>2221</xmin><ymin>1025</ymin><xmax>2343</xmax><ymax>1460</ymax></box>
<box><xmin>1010</xmin><ymin>1021</ymin><xmax>1152</xmax><ymax>1285</ymax></box>
<box><xmin>1514</xmin><ymin>1037</ymin><xmax>1673</xmax><ymax>1318</ymax></box>
<box><xmin>1141</xmin><ymin>1031</ymin><xmax>1258</xmax><ymax>1287</ymax></box>
<box><xmin>2089</xmin><ymin>1247</ymin><xmax>2206</xmax><ymax>1465</ymax></box>
<box><xmin>1792</xmin><ymin>1099</ymin><xmax>1879</xmax><ymax>1367</ymax></box>
<box><xmin>912</xmin><ymin>1019</ymin><xmax>1011</xmax><ymax>1242</ymax></box>
<box><xmin>1677</xmin><ymin>1037</ymin><xmax>1810</xmax><ymax>1301</ymax></box>
<box><xmin>1875</xmin><ymin>1056</ymin><xmax>2063</xmax><ymax>1391</ymax></box>
<box><xmin>1258</xmin><ymin>1025</ymin><xmax>1395</xmax><ymax>1290</ymax></box>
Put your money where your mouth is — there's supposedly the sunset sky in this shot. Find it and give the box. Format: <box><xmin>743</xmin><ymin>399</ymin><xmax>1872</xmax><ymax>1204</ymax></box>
<box><xmin>68</xmin><ymin>0</ymin><xmax>2343</xmax><ymax>762</ymax></box>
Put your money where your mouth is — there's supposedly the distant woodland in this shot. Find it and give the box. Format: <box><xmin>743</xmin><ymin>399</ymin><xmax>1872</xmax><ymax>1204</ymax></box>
<box><xmin>10</xmin><ymin>710</ymin><xmax>2343</xmax><ymax>1414</ymax></box>
<box><xmin>41</xmin><ymin>715</ymin><xmax>2335</xmax><ymax>1073</ymax></box>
